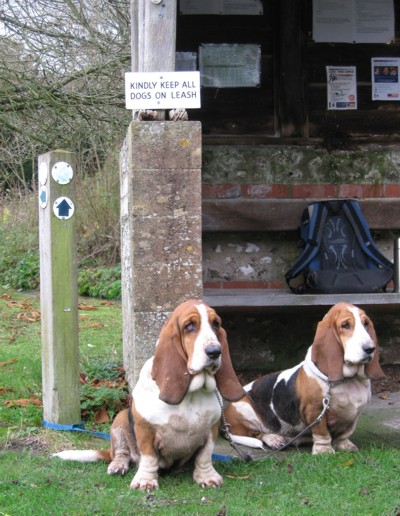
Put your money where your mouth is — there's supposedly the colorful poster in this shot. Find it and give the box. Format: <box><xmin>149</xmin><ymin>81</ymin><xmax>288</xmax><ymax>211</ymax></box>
<box><xmin>372</xmin><ymin>58</ymin><xmax>400</xmax><ymax>101</ymax></box>
<box><xmin>326</xmin><ymin>66</ymin><xmax>357</xmax><ymax>110</ymax></box>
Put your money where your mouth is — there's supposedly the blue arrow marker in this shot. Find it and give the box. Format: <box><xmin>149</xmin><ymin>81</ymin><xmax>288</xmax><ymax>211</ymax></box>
<box><xmin>57</xmin><ymin>199</ymin><xmax>72</xmax><ymax>217</ymax></box>
<box><xmin>40</xmin><ymin>190</ymin><xmax>47</xmax><ymax>204</ymax></box>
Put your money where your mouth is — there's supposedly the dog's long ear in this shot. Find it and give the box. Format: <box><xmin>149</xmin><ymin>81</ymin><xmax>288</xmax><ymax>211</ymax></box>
<box><xmin>151</xmin><ymin>316</ymin><xmax>191</xmax><ymax>405</ymax></box>
<box><xmin>364</xmin><ymin>318</ymin><xmax>385</xmax><ymax>380</ymax></box>
<box><xmin>311</xmin><ymin>319</ymin><xmax>344</xmax><ymax>382</ymax></box>
<box><xmin>215</xmin><ymin>326</ymin><xmax>245</xmax><ymax>402</ymax></box>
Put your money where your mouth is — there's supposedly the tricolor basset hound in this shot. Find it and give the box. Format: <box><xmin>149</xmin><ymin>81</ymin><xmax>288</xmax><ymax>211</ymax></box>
<box><xmin>53</xmin><ymin>300</ymin><xmax>245</xmax><ymax>490</ymax></box>
<box><xmin>224</xmin><ymin>302</ymin><xmax>384</xmax><ymax>455</ymax></box>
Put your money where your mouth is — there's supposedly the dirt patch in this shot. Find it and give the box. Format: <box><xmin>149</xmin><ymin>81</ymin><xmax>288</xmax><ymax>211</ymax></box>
<box><xmin>372</xmin><ymin>364</ymin><xmax>400</xmax><ymax>394</ymax></box>
<box><xmin>4</xmin><ymin>435</ymin><xmax>52</xmax><ymax>455</ymax></box>
<box><xmin>3</xmin><ymin>431</ymin><xmax>74</xmax><ymax>456</ymax></box>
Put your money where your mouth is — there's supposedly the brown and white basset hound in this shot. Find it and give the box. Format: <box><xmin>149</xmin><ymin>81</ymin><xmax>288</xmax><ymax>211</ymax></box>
<box><xmin>224</xmin><ymin>302</ymin><xmax>384</xmax><ymax>455</ymax></box>
<box><xmin>53</xmin><ymin>299</ymin><xmax>245</xmax><ymax>490</ymax></box>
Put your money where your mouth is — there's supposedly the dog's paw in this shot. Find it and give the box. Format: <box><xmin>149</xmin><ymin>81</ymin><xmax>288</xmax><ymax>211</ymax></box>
<box><xmin>312</xmin><ymin>444</ymin><xmax>335</xmax><ymax>455</ymax></box>
<box><xmin>193</xmin><ymin>468</ymin><xmax>223</xmax><ymax>488</ymax></box>
<box><xmin>130</xmin><ymin>476</ymin><xmax>159</xmax><ymax>491</ymax></box>
<box><xmin>107</xmin><ymin>460</ymin><xmax>129</xmax><ymax>476</ymax></box>
<box><xmin>334</xmin><ymin>439</ymin><xmax>359</xmax><ymax>452</ymax></box>
<box><xmin>262</xmin><ymin>433</ymin><xmax>288</xmax><ymax>450</ymax></box>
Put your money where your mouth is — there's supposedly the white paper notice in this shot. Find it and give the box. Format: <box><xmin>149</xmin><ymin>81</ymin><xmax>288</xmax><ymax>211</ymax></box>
<box><xmin>327</xmin><ymin>66</ymin><xmax>357</xmax><ymax>110</ymax></box>
<box><xmin>372</xmin><ymin>58</ymin><xmax>400</xmax><ymax>101</ymax></box>
<box><xmin>313</xmin><ymin>0</ymin><xmax>394</xmax><ymax>44</ymax></box>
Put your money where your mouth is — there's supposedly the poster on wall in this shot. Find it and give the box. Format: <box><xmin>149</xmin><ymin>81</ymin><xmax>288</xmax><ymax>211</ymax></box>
<box><xmin>313</xmin><ymin>0</ymin><xmax>394</xmax><ymax>44</ymax></box>
<box><xmin>371</xmin><ymin>58</ymin><xmax>400</xmax><ymax>101</ymax></box>
<box><xmin>326</xmin><ymin>66</ymin><xmax>357</xmax><ymax>110</ymax></box>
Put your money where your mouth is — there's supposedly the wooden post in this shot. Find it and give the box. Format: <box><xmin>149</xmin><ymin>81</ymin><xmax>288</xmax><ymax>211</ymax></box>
<box><xmin>130</xmin><ymin>0</ymin><xmax>177</xmax><ymax>120</ymax></box>
<box><xmin>276</xmin><ymin>0</ymin><xmax>309</xmax><ymax>137</ymax></box>
<box><xmin>38</xmin><ymin>150</ymin><xmax>80</xmax><ymax>425</ymax></box>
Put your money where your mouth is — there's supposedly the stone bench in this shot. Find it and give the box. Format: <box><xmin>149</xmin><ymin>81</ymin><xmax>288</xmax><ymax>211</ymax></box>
<box><xmin>202</xmin><ymin>198</ymin><xmax>400</xmax><ymax>313</ymax></box>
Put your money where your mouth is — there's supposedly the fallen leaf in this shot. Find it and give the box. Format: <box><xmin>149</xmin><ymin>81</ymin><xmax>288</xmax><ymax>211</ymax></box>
<box><xmin>287</xmin><ymin>463</ymin><xmax>294</xmax><ymax>474</ymax></box>
<box><xmin>17</xmin><ymin>311</ymin><xmax>41</xmax><ymax>322</ymax></box>
<box><xmin>100</xmin><ymin>301</ymin><xmax>114</xmax><ymax>306</ymax></box>
<box><xmin>94</xmin><ymin>407</ymin><xmax>110</xmax><ymax>423</ymax></box>
<box><xmin>341</xmin><ymin>458</ymin><xmax>355</xmax><ymax>467</ymax></box>
<box><xmin>78</xmin><ymin>304</ymin><xmax>97</xmax><ymax>311</ymax></box>
<box><xmin>4</xmin><ymin>397</ymin><xmax>42</xmax><ymax>407</ymax></box>
<box><xmin>225</xmin><ymin>474</ymin><xmax>250</xmax><ymax>480</ymax></box>
<box><xmin>0</xmin><ymin>294</ymin><xmax>11</xmax><ymax>299</ymax></box>
<box><xmin>0</xmin><ymin>359</ymin><xmax>18</xmax><ymax>367</ymax></box>
<box><xmin>378</xmin><ymin>392</ymin><xmax>390</xmax><ymax>400</ymax></box>
<box><xmin>86</xmin><ymin>323</ymin><xmax>104</xmax><ymax>329</ymax></box>
<box><xmin>7</xmin><ymin>300</ymin><xmax>33</xmax><ymax>310</ymax></box>
<box><xmin>0</xmin><ymin>387</ymin><xmax>13</xmax><ymax>394</ymax></box>
<box><xmin>359</xmin><ymin>488</ymin><xmax>370</xmax><ymax>496</ymax></box>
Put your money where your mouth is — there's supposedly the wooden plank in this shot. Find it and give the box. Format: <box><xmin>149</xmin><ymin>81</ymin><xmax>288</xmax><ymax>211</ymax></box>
<box><xmin>39</xmin><ymin>150</ymin><xmax>80</xmax><ymax>425</ymax></box>
<box><xmin>130</xmin><ymin>0</ymin><xmax>177</xmax><ymax>120</ymax></box>
<box><xmin>202</xmin><ymin>198</ymin><xmax>400</xmax><ymax>232</ymax></box>
<box><xmin>204</xmin><ymin>288</ymin><xmax>400</xmax><ymax>313</ymax></box>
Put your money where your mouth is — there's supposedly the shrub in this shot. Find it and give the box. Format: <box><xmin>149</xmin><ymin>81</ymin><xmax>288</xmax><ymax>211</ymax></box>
<box><xmin>78</xmin><ymin>266</ymin><xmax>121</xmax><ymax>299</ymax></box>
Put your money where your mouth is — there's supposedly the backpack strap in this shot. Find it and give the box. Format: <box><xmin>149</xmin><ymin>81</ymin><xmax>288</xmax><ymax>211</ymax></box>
<box><xmin>285</xmin><ymin>202</ymin><xmax>329</xmax><ymax>293</ymax></box>
<box><xmin>343</xmin><ymin>200</ymin><xmax>394</xmax><ymax>270</ymax></box>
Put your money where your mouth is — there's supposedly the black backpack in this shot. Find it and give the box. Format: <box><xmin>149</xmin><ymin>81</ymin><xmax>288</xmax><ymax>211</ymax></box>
<box><xmin>285</xmin><ymin>199</ymin><xmax>393</xmax><ymax>294</ymax></box>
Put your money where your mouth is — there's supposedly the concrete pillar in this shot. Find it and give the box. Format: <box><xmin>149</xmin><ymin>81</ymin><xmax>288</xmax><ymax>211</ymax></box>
<box><xmin>120</xmin><ymin>121</ymin><xmax>203</xmax><ymax>387</ymax></box>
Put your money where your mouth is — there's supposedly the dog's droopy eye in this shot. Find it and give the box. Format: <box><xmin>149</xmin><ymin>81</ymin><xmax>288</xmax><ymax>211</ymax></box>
<box><xmin>363</xmin><ymin>319</ymin><xmax>369</xmax><ymax>328</ymax></box>
<box><xmin>341</xmin><ymin>321</ymin><xmax>351</xmax><ymax>330</ymax></box>
<box><xmin>211</xmin><ymin>319</ymin><xmax>220</xmax><ymax>331</ymax></box>
<box><xmin>184</xmin><ymin>322</ymin><xmax>196</xmax><ymax>333</ymax></box>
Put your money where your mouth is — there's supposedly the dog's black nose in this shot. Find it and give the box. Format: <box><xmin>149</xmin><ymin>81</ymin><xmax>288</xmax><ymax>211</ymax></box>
<box><xmin>362</xmin><ymin>344</ymin><xmax>375</xmax><ymax>355</ymax></box>
<box><xmin>205</xmin><ymin>344</ymin><xmax>221</xmax><ymax>360</ymax></box>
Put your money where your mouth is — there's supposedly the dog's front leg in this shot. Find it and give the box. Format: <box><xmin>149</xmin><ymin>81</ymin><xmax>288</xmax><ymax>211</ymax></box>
<box><xmin>129</xmin><ymin>421</ymin><xmax>159</xmax><ymax>491</ymax></box>
<box><xmin>332</xmin><ymin>418</ymin><xmax>359</xmax><ymax>452</ymax></box>
<box><xmin>193</xmin><ymin>425</ymin><xmax>223</xmax><ymax>488</ymax></box>
<box><xmin>130</xmin><ymin>454</ymin><xmax>159</xmax><ymax>490</ymax></box>
<box><xmin>310</xmin><ymin>418</ymin><xmax>334</xmax><ymax>454</ymax></box>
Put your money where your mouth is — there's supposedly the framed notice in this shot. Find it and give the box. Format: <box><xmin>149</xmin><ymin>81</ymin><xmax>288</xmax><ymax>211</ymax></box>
<box><xmin>372</xmin><ymin>58</ymin><xmax>400</xmax><ymax>101</ymax></box>
<box><xmin>199</xmin><ymin>44</ymin><xmax>261</xmax><ymax>88</ymax></box>
<box><xmin>326</xmin><ymin>66</ymin><xmax>357</xmax><ymax>110</ymax></box>
<box><xmin>313</xmin><ymin>0</ymin><xmax>394</xmax><ymax>44</ymax></box>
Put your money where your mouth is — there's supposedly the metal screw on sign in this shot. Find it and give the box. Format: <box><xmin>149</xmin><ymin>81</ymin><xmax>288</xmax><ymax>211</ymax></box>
<box><xmin>151</xmin><ymin>0</ymin><xmax>162</xmax><ymax>4</ymax></box>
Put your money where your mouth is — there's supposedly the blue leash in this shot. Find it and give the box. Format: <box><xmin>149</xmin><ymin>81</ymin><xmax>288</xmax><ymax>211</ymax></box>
<box><xmin>43</xmin><ymin>419</ymin><xmax>110</xmax><ymax>440</ymax></box>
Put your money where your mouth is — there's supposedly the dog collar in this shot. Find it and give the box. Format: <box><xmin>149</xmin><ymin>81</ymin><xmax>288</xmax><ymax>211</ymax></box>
<box><xmin>303</xmin><ymin>346</ymin><xmax>358</xmax><ymax>387</ymax></box>
<box><xmin>303</xmin><ymin>347</ymin><xmax>329</xmax><ymax>382</ymax></box>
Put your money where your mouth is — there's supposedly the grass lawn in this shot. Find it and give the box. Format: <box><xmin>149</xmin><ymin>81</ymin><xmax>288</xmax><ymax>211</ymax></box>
<box><xmin>1</xmin><ymin>289</ymin><xmax>400</xmax><ymax>515</ymax></box>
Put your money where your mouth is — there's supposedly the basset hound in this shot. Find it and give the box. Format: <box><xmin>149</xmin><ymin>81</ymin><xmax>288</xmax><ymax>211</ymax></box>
<box><xmin>224</xmin><ymin>302</ymin><xmax>384</xmax><ymax>455</ymax></box>
<box><xmin>53</xmin><ymin>300</ymin><xmax>245</xmax><ymax>490</ymax></box>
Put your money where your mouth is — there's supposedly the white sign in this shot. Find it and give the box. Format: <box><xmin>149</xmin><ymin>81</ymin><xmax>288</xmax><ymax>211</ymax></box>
<box><xmin>125</xmin><ymin>72</ymin><xmax>201</xmax><ymax>110</ymax></box>
<box><xmin>313</xmin><ymin>0</ymin><xmax>394</xmax><ymax>44</ymax></box>
<box><xmin>326</xmin><ymin>66</ymin><xmax>357</xmax><ymax>110</ymax></box>
<box><xmin>38</xmin><ymin>162</ymin><xmax>48</xmax><ymax>185</ymax></box>
<box><xmin>52</xmin><ymin>162</ymin><xmax>73</xmax><ymax>185</ymax></box>
<box><xmin>372</xmin><ymin>58</ymin><xmax>400</xmax><ymax>101</ymax></box>
<box><xmin>53</xmin><ymin>197</ymin><xmax>75</xmax><ymax>220</ymax></box>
